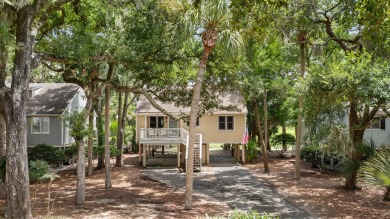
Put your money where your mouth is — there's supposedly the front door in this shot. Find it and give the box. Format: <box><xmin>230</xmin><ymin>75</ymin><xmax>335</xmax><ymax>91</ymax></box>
<box><xmin>169</xmin><ymin>118</ymin><xmax>179</xmax><ymax>137</ymax></box>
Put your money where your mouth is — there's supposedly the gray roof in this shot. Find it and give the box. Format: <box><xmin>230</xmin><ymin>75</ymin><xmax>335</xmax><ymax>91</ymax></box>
<box><xmin>26</xmin><ymin>83</ymin><xmax>81</xmax><ymax>115</ymax></box>
<box><xmin>136</xmin><ymin>93</ymin><xmax>247</xmax><ymax>114</ymax></box>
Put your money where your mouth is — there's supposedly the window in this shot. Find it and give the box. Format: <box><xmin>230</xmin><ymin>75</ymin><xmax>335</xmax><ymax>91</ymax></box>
<box><xmin>369</xmin><ymin>117</ymin><xmax>386</xmax><ymax>130</ymax></box>
<box><xmin>149</xmin><ymin>116</ymin><xmax>164</xmax><ymax>128</ymax></box>
<box><xmin>219</xmin><ymin>116</ymin><xmax>234</xmax><ymax>130</ymax></box>
<box><xmin>32</xmin><ymin>117</ymin><xmax>50</xmax><ymax>134</ymax></box>
<box><xmin>186</xmin><ymin>117</ymin><xmax>200</xmax><ymax>127</ymax></box>
<box><xmin>28</xmin><ymin>89</ymin><xmax>33</xmax><ymax>98</ymax></box>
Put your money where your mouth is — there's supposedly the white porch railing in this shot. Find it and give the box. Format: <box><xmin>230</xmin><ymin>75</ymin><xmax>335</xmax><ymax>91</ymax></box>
<box><xmin>140</xmin><ymin>128</ymin><xmax>188</xmax><ymax>143</ymax></box>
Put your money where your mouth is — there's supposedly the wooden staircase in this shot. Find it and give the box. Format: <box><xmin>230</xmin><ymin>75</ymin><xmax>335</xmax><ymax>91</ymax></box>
<box><xmin>193</xmin><ymin>144</ymin><xmax>201</xmax><ymax>172</ymax></box>
<box><xmin>184</xmin><ymin>133</ymin><xmax>203</xmax><ymax>172</ymax></box>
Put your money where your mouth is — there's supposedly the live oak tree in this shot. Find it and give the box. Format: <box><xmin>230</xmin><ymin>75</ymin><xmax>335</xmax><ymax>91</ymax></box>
<box><xmin>0</xmin><ymin>0</ymin><xmax>74</xmax><ymax>217</ymax></box>
<box><xmin>301</xmin><ymin>0</ymin><xmax>390</xmax><ymax>189</ymax></box>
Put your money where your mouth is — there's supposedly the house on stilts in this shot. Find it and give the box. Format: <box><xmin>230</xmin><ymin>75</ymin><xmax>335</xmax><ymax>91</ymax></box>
<box><xmin>135</xmin><ymin>92</ymin><xmax>247</xmax><ymax>171</ymax></box>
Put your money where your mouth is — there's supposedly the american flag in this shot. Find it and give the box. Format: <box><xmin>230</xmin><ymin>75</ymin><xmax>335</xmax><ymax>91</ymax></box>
<box><xmin>241</xmin><ymin>132</ymin><xmax>249</xmax><ymax>145</ymax></box>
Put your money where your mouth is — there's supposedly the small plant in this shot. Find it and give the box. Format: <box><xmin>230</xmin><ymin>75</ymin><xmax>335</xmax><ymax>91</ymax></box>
<box><xmin>246</xmin><ymin>141</ymin><xmax>259</xmax><ymax>162</ymax></box>
<box><xmin>359</xmin><ymin>150</ymin><xmax>390</xmax><ymax>201</ymax></box>
<box><xmin>29</xmin><ymin>160</ymin><xmax>51</xmax><ymax>183</ymax></box>
<box><xmin>29</xmin><ymin>144</ymin><xmax>67</xmax><ymax>166</ymax></box>
<box><xmin>40</xmin><ymin>172</ymin><xmax>61</xmax><ymax>214</ymax></box>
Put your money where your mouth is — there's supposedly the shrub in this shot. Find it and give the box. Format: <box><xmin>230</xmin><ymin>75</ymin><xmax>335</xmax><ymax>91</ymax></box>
<box><xmin>29</xmin><ymin>160</ymin><xmax>50</xmax><ymax>183</ymax></box>
<box><xmin>64</xmin><ymin>144</ymin><xmax>78</xmax><ymax>158</ymax></box>
<box><xmin>300</xmin><ymin>145</ymin><xmax>320</xmax><ymax>162</ymax></box>
<box><xmin>359</xmin><ymin>150</ymin><xmax>390</xmax><ymax>201</ymax></box>
<box><xmin>28</xmin><ymin>144</ymin><xmax>67</xmax><ymax>166</ymax></box>
<box><xmin>246</xmin><ymin>141</ymin><xmax>259</xmax><ymax>162</ymax></box>
<box><xmin>271</xmin><ymin>133</ymin><xmax>295</xmax><ymax>148</ymax></box>
<box><xmin>94</xmin><ymin>145</ymin><xmax>120</xmax><ymax>158</ymax></box>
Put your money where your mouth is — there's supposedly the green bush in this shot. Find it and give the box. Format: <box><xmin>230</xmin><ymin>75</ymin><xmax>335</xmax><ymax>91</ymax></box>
<box><xmin>28</xmin><ymin>144</ymin><xmax>67</xmax><ymax>166</ymax></box>
<box><xmin>29</xmin><ymin>160</ymin><xmax>50</xmax><ymax>183</ymax></box>
<box><xmin>300</xmin><ymin>145</ymin><xmax>320</xmax><ymax>161</ymax></box>
<box><xmin>64</xmin><ymin>144</ymin><xmax>78</xmax><ymax>158</ymax></box>
<box><xmin>271</xmin><ymin>133</ymin><xmax>295</xmax><ymax>147</ymax></box>
<box><xmin>94</xmin><ymin>145</ymin><xmax>120</xmax><ymax>157</ymax></box>
<box><xmin>246</xmin><ymin>141</ymin><xmax>259</xmax><ymax>162</ymax></box>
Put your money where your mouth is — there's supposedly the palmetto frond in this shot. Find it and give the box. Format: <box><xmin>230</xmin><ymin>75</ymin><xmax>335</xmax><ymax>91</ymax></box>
<box><xmin>359</xmin><ymin>151</ymin><xmax>390</xmax><ymax>188</ymax></box>
<box><xmin>160</xmin><ymin>0</ymin><xmax>242</xmax><ymax>54</ymax></box>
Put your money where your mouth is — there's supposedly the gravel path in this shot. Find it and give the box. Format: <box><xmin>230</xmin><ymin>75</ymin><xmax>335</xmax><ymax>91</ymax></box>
<box><xmin>143</xmin><ymin>150</ymin><xmax>312</xmax><ymax>218</ymax></box>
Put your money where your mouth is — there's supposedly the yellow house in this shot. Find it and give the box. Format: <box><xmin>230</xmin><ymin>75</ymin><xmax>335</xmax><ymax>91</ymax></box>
<box><xmin>135</xmin><ymin>93</ymin><xmax>247</xmax><ymax>170</ymax></box>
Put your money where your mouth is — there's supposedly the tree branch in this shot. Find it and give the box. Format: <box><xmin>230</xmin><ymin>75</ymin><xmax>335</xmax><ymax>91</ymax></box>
<box><xmin>2</xmin><ymin>0</ymin><xmax>16</xmax><ymax>10</ymax></box>
<box><xmin>42</xmin><ymin>61</ymin><xmax>64</xmax><ymax>72</ymax></box>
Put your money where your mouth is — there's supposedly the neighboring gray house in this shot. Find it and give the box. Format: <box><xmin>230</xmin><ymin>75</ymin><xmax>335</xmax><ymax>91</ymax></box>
<box><xmin>26</xmin><ymin>83</ymin><xmax>87</xmax><ymax>148</ymax></box>
<box><xmin>302</xmin><ymin>109</ymin><xmax>390</xmax><ymax>147</ymax></box>
<box><xmin>360</xmin><ymin>109</ymin><xmax>389</xmax><ymax>147</ymax></box>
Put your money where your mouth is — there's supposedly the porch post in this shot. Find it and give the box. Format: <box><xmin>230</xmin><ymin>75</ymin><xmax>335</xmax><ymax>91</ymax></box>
<box><xmin>206</xmin><ymin>143</ymin><xmax>209</xmax><ymax>164</ymax></box>
<box><xmin>143</xmin><ymin>144</ymin><xmax>147</xmax><ymax>167</ymax></box>
<box><xmin>177</xmin><ymin>144</ymin><xmax>180</xmax><ymax>168</ymax></box>
<box><xmin>139</xmin><ymin>144</ymin><xmax>143</xmax><ymax>164</ymax></box>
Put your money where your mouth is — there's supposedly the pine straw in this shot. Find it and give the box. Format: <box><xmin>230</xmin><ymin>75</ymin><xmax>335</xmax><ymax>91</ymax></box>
<box><xmin>245</xmin><ymin>155</ymin><xmax>390</xmax><ymax>219</ymax></box>
<box><xmin>1</xmin><ymin>153</ymin><xmax>389</xmax><ymax>218</ymax></box>
<box><xmin>0</xmin><ymin>154</ymin><xmax>228</xmax><ymax>219</ymax></box>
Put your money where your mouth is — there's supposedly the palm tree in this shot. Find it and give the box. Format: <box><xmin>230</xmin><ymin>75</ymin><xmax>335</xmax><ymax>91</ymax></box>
<box><xmin>359</xmin><ymin>150</ymin><xmax>390</xmax><ymax>201</ymax></box>
<box><xmin>162</xmin><ymin>0</ymin><xmax>243</xmax><ymax>209</ymax></box>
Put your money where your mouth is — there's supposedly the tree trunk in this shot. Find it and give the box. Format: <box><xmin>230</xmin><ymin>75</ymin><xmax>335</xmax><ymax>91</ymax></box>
<box><xmin>87</xmin><ymin>112</ymin><xmax>94</xmax><ymax>176</ymax></box>
<box><xmin>0</xmin><ymin>115</ymin><xmax>5</xmax><ymax>157</ymax></box>
<box><xmin>295</xmin><ymin>31</ymin><xmax>305</xmax><ymax>180</ymax></box>
<box><xmin>96</xmin><ymin>98</ymin><xmax>104</xmax><ymax>169</ymax></box>
<box><xmin>345</xmin><ymin>102</ymin><xmax>365</xmax><ymax>190</ymax></box>
<box><xmin>384</xmin><ymin>186</ymin><xmax>390</xmax><ymax>201</ymax></box>
<box><xmin>2</xmin><ymin>8</ymin><xmax>34</xmax><ymax>218</ymax></box>
<box><xmin>0</xmin><ymin>16</ymin><xmax>7</xmax><ymax>150</ymax></box>
<box><xmin>115</xmin><ymin>92</ymin><xmax>124</xmax><ymax>167</ymax></box>
<box><xmin>282</xmin><ymin>125</ymin><xmax>287</xmax><ymax>152</ymax></box>
<box><xmin>250</xmin><ymin>118</ymin><xmax>257</xmax><ymax>142</ymax></box>
<box><xmin>104</xmin><ymin>87</ymin><xmax>112</xmax><ymax>188</ymax></box>
<box><xmin>263</xmin><ymin>85</ymin><xmax>270</xmax><ymax>153</ymax></box>
<box><xmin>75</xmin><ymin>138</ymin><xmax>86</xmax><ymax>205</ymax></box>
<box><xmin>185</xmin><ymin>45</ymin><xmax>213</xmax><ymax>210</ymax></box>
<box><xmin>254</xmin><ymin>102</ymin><xmax>269</xmax><ymax>173</ymax></box>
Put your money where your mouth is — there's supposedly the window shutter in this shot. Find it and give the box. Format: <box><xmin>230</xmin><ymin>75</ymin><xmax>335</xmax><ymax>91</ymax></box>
<box><xmin>380</xmin><ymin>119</ymin><xmax>386</xmax><ymax>130</ymax></box>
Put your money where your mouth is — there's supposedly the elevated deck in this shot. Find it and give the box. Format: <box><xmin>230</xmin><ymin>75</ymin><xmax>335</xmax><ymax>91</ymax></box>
<box><xmin>139</xmin><ymin>128</ymin><xmax>188</xmax><ymax>145</ymax></box>
<box><xmin>139</xmin><ymin>128</ymin><xmax>206</xmax><ymax>171</ymax></box>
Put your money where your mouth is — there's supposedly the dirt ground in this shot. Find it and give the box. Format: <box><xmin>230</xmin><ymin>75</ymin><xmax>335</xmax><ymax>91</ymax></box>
<box><xmin>246</xmin><ymin>153</ymin><xmax>390</xmax><ymax>219</ymax></box>
<box><xmin>1</xmin><ymin>152</ymin><xmax>389</xmax><ymax>218</ymax></box>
